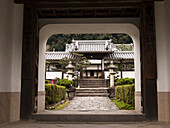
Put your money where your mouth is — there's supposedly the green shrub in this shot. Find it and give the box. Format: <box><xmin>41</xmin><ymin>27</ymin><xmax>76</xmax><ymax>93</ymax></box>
<box><xmin>45</xmin><ymin>84</ymin><xmax>66</xmax><ymax>106</ymax></box>
<box><xmin>58</xmin><ymin>79</ymin><xmax>74</xmax><ymax>88</ymax></box>
<box><xmin>99</xmin><ymin>74</ymin><xmax>102</xmax><ymax>78</ymax></box>
<box><xmin>112</xmin><ymin>99</ymin><xmax>135</xmax><ymax>110</ymax></box>
<box><xmin>115</xmin><ymin>84</ymin><xmax>135</xmax><ymax>106</ymax></box>
<box><xmin>116</xmin><ymin>78</ymin><xmax>134</xmax><ymax>85</ymax></box>
<box><xmin>45</xmin><ymin>80</ymin><xmax>49</xmax><ymax>84</ymax></box>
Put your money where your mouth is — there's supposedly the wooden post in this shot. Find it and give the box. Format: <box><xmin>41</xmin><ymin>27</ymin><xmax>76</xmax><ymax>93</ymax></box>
<box><xmin>140</xmin><ymin>1</ymin><xmax>158</xmax><ymax>120</ymax></box>
<box><xmin>101</xmin><ymin>58</ymin><xmax>105</xmax><ymax>79</ymax></box>
<box><xmin>120</xmin><ymin>59</ymin><xmax>123</xmax><ymax>78</ymax></box>
<box><xmin>97</xmin><ymin>65</ymin><xmax>99</xmax><ymax>78</ymax></box>
<box><xmin>20</xmin><ymin>4</ymin><xmax>38</xmax><ymax>120</ymax></box>
<box><xmin>86</xmin><ymin>70</ymin><xmax>88</xmax><ymax>78</ymax></box>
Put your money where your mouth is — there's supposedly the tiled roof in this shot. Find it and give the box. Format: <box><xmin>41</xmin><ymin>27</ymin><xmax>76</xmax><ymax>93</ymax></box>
<box><xmin>46</xmin><ymin>52</ymin><xmax>75</xmax><ymax>60</ymax></box>
<box><xmin>46</xmin><ymin>51</ymin><xmax>134</xmax><ymax>60</ymax></box>
<box><xmin>66</xmin><ymin>40</ymin><xmax>114</xmax><ymax>53</ymax></box>
<box><xmin>104</xmin><ymin>51</ymin><xmax>134</xmax><ymax>60</ymax></box>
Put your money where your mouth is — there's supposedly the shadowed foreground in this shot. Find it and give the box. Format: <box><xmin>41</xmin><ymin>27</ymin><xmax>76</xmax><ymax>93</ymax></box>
<box><xmin>0</xmin><ymin>121</ymin><xmax>170</xmax><ymax>128</ymax></box>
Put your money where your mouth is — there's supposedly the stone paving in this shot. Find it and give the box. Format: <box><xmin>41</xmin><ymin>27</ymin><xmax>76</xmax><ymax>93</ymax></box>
<box><xmin>63</xmin><ymin>97</ymin><xmax>119</xmax><ymax>111</ymax></box>
<box><xmin>1</xmin><ymin>121</ymin><xmax>170</xmax><ymax>128</ymax></box>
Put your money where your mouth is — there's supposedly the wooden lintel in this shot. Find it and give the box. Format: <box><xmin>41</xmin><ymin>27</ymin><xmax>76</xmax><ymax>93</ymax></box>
<box><xmin>14</xmin><ymin>0</ymin><xmax>164</xmax><ymax>4</ymax></box>
<box><xmin>34</xmin><ymin>3</ymin><xmax>141</xmax><ymax>10</ymax></box>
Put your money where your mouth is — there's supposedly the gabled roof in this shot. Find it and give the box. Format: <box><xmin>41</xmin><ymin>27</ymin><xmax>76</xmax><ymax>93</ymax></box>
<box><xmin>66</xmin><ymin>39</ymin><xmax>114</xmax><ymax>53</ymax></box>
<box><xmin>104</xmin><ymin>51</ymin><xmax>134</xmax><ymax>60</ymax></box>
<box><xmin>46</xmin><ymin>52</ymin><xmax>75</xmax><ymax>60</ymax></box>
<box><xmin>46</xmin><ymin>51</ymin><xmax>134</xmax><ymax>60</ymax></box>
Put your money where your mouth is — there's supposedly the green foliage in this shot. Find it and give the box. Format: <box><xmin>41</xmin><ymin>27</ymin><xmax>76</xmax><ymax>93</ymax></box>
<box><xmin>58</xmin><ymin>79</ymin><xmax>74</xmax><ymax>88</ymax></box>
<box><xmin>45</xmin><ymin>84</ymin><xmax>66</xmax><ymax>106</ymax></box>
<box><xmin>45</xmin><ymin>80</ymin><xmax>49</xmax><ymax>84</ymax></box>
<box><xmin>46</xmin><ymin>34</ymin><xmax>133</xmax><ymax>51</ymax></box>
<box><xmin>112</xmin><ymin>99</ymin><xmax>135</xmax><ymax>110</ymax></box>
<box><xmin>58</xmin><ymin>57</ymin><xmax>73</xmax><ymax>74</ymax></box>
<box><xmin>99</xmin><ymin>74</ymin><xmax>102</xmax><ymax>78</ymax></box>
<box><xmin>116</xmin><ymin>44</ymin><xmax>133</xmax><ymax>51</ymax></box>
<box><xmin>72</xmin><ymin>52</ymin><xmax>91</xmax><ymax>72</ymax></box>
<box><xmin>45</xmin><ymin>61</ymin><xmax>50</xmax><ymax>71</ymax></box>
<box><xmin>115</xmin><ymin>84</ymin><xmax>135</xmax><ymax>106</ymax></box>
<box><xmin>54</xmin><ymin>100</ymin><xmax>70</xmax><ymax>110</ymax></box>
<box><xmin>58</xmin><ymin>53</ymin><xmax>91</xmax><ymax>78</ymax></box>
<box><xmin>116</xmin><ymin>78</ymin><xmax>134</xmax><ymax>85</ymax></box>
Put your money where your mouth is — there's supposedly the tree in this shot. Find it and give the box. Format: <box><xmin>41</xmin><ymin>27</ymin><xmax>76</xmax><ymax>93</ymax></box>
<box><xmin>46</xmin><ymin>34</ymin><xmax>133</xmax><ymax>51</ymax></box>
<box><xmin>116</xmin><ymin>44</ymin><xmax>133</xmax><ymax>51</ymax></box>
<box><xmin>58</xmin><ymin>53</ymin><xmax>91</xmax><ymax>79</ymax></box>
<box><xmin>46</xmin><ymin>45</ymin><xmax>50</xmax><ymax>51</ymax></box>
<box><xmin>58</xmin><ymin>57</ymin><xmax>73</xmax><ymax>79</ymax></box>
<box><xmin>72</xmin><ymin>53</ymin><xmax>91</xmax><ymax>78</ymax></box>
<box><xmin>45</xmin><ymin>61</ymin><xmax>50</xmax><ymax>71</ymax></box>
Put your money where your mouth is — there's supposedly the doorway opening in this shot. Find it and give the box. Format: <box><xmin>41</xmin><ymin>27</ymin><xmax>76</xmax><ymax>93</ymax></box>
<box><xmin>38</xmin><ymin>29</ymin><xmax>141</xmax><ymax>117</ymax></box>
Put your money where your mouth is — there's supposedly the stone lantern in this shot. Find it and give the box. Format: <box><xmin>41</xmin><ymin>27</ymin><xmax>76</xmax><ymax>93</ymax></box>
<box><xmin>66</xmin><ymin>61</ymin><xmax>75</xmax><ymax>80</ymax></box>
<box><xmin>108</xmin><ymin>61</ymin><xmax>116</xmax><ymax>87</ymax></box>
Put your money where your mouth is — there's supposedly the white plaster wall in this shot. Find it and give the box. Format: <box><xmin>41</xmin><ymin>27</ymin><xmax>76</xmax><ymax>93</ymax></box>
<box><xmin>117</xmin><ymin>71</ymin><xmax>135</xmax><ymax>79</ymax></box>
<box><xmin>10</xmin><ymin>4</ymin><xmax>23</xmax><ymax>92</ymax></box>
<box><xmin>86</xmin><ymin>65</ymin><xmax>98</xmax><ymax>70</ymax></box>
<box><xmin>0</xmin><ymin>0</ymin><xmax>23</xmax><ymax>92</ymax></box>
<box><xmin>46</xmin><ymin>72</ymin><xmax>67</xmax><ymax>79</ymax></box>
<box><xmin>39</xmin><ymin>23</ymin><xmax>141</xmax><ymax>92</ymax></box>
<box><xmin>155</xmin><ymin>0</ymin><xmax>170</xmax><ymax>92</ymax></box>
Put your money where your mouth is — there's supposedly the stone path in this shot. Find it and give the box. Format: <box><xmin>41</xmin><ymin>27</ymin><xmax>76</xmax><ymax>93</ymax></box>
<box><xmin>63</xmin><ymin>97</ymin><xmax>119</xmax><ymax>111</ymax></box>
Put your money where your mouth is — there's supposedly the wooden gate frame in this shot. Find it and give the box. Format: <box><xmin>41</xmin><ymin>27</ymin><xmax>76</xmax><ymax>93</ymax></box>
<box><xmin>14</xmin><ymin>0</ymin><xmax>159</xmax><ymax>120</ymax></box>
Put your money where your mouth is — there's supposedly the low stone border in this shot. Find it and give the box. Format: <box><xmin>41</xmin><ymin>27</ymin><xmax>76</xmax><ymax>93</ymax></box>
<box><xmin>45</xmin><ymin>99</ymin><xmax>69</xmax><ymax>110</ymax></box>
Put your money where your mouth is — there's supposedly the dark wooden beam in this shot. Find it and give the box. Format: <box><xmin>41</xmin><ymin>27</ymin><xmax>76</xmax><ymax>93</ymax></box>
<box><xmin>37</xmin><ymin>10</ymin><xmax>45</xmax><ymax>18</ymax></box>
<box><xmin>81</xmin><ymin>9</ymin><xmax>84</xmax><ymax>17</ymax></box>
<box><xmin>94</xmin><ymin>9</ymin><xmax>97</xmax><ymax>17</ymax></box>
<box><xmin>20</xmin><ymin>4</ymin><xmax>38</xmax><ymax>120</ymax></box>
<box><xmin>140</xmin><ymin>1</ymin><xmax>158</xmax><ymax>120</ymax></box>
<box><xmin>14</xmin><ymin>0</ymin><xmax>164</xmax><ymax>4</ymax></box>
<box><xmin>53</xmin><ymin>9</ymin><xmax>58</xmax><ymax>17</ymax></box>
<box><xmin>35</xmin><ymin>3</ymin><xmax>141</xmax><ymax>10</ymax></box>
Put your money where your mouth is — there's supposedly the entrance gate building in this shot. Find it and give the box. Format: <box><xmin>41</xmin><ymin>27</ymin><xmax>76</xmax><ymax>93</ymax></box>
<box><xmin>14</xmin><ymin>0</ymin><xmax>158</xmax><ymax>121</ymax></box>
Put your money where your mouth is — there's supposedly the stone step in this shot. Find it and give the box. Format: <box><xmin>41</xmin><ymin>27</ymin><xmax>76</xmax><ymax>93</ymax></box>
<box><xmin>79</xmin><ymin>82</ymin><xmax>105</xmax><ymax>85</ymax></box>
<box><xmin>79</xmin><ymin>81</ymin><xmax>106</xmax><ymax>83</ymax></box>
<box><xmin>75</xmin><ymin>92</ymin><xmax>108</xmax><ymax>96</ymax></box>
<box><xmin>79</xmin><ymin>79</ymin><xmax>106</xmax><ymax>88</ymax></box>
<box><xmin>80</xmin><ymin>85</ymin><xmax>106</xmax><ymax>88</ymax></box>
<box><xmin>79</xmin><ymin>83</ymin><xmax>106</xmax><ymax>85</ymax></box>
<box><xmin>76</xmin><ymin>89</ymin><xmax>107</xmax><ymax>92</ymax></box>
<box><xmin>76</xmin><ymin>88</ymin><xmax>107</xmax><ymax>91</ymax></box>
<box><xmin>76</xmin><ymin>90</ymin><xmax>107</xmax><ymax>93</ymax></box>
<box><xmin>75</xmin><ymin>88</ymin><xmax>108</xmax><ymax>97</ymax></box>
<box><xmin>33</xmin><ymin>114</ymin><xmax>146</xmax><ymax>122</ymax></box>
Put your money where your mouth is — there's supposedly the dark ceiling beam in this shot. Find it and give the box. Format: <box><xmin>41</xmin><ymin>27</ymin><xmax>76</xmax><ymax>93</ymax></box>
<box><xmin>37</xmin><ymin>10</ymin><xmax>45</xmax><ymax>18</ymax></box>
<box><xmin>81</xmin><ymin>10</ymin><xmax>84</xmax><ymax>18</ymax></box>
<box><xmin>67</xmin><ymin>10</ymin><xmax>71</xmax><ymax>18</ymax></box>
<box><xmin>35</xmin><ymin>3</ymin><xmax>141</xmax><ymax>10</ymax></box>
<box><xmin>94</xmin><ymin>9</ymin><xmax>97</xmax><ymax>18</ymax></box>
<box><xmin>121</xmin><ymin>8</ymin><xmax>126</xmax><ymax>16</ymax></box>
<box><xmin>53</xmin><ymin>9</ymin><xmax>58</xmax><ymax>17</ymax></box>
<box><xmin>14</xmin><ymin>0</ymin><xmax>164</xmax><ymax>4</ymax></box>
<box><xmin>108</xmin><ymin>9</ymin><xmax>111</xmax><ymax>17</ymax></box>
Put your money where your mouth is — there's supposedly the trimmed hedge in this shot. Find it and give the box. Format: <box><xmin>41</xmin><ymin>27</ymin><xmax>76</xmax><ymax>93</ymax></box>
<box><xmin>45</xmin><ymin>80</ymin><xmax>49</xmax><ymax>84</ymax></box>
<box><xmin>115</xmin><ymin>84</ymin><xmax>135</xmax><ymax>106</ymax></box>
<box><xmin>116</xmin><ymin>78</ymin><xmax>134</xmax><ymax>85</ymax></box>
<box><xmin>45</xmin><ymin>84</ymin><xmax>66</xmax><ymax>106</ymax></box>
<box><xmin>58</xmin><ymin>79</ymin><xmax>74</xmax><ymax>88</ymax></box>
